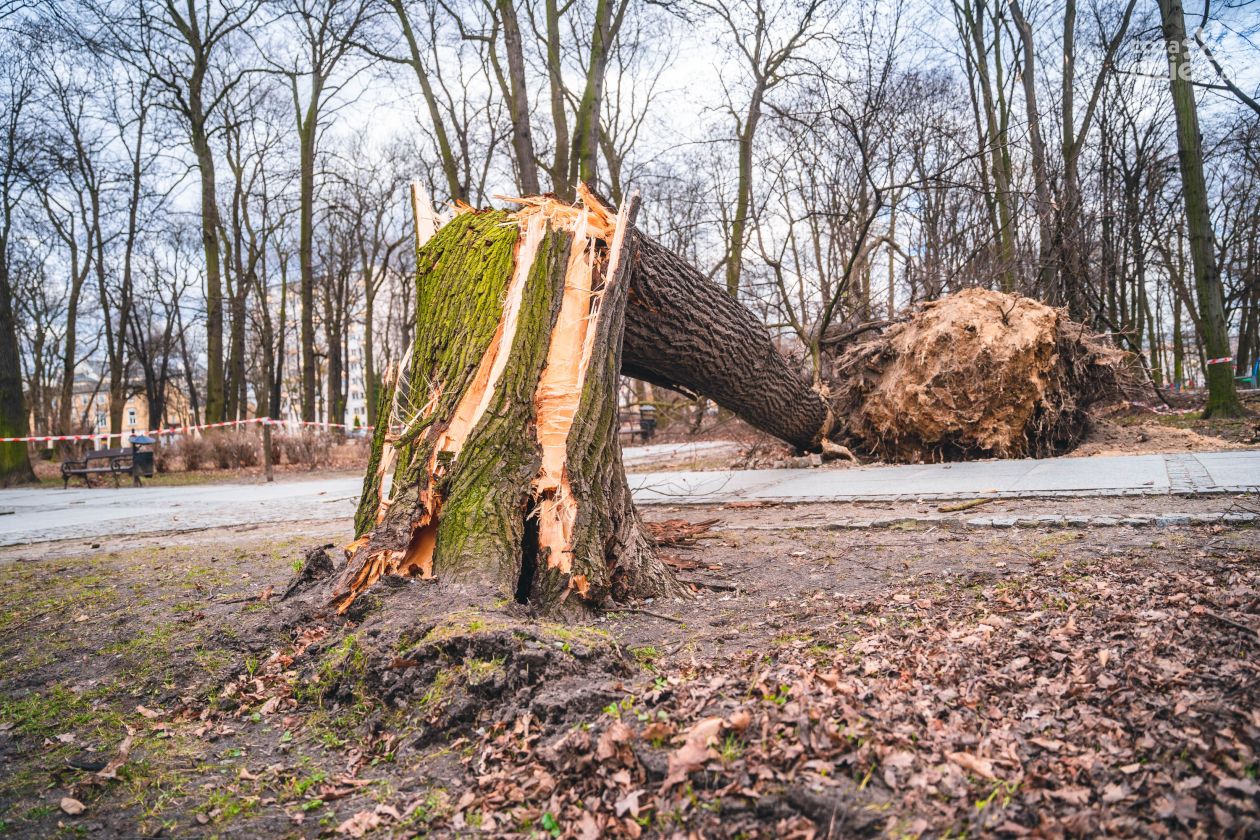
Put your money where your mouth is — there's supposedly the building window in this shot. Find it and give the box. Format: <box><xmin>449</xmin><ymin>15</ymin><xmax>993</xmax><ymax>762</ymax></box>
<box><xmin>95</xmin><ymin>411</ymin><xmax>106</xmax><ymax>429</ymax></box>
<box><xmin>127</xmin><ymin>408</ymin><xmax>137</xmax><ymax>427</ymax></box>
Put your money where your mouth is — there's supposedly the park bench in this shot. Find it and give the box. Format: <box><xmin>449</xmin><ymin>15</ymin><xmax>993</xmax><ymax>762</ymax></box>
<box><xmin>617</xmin><ymin>406</ymin><xmax>658</xmax><ymax>444</ymax></box>
<box><xmin>1236</xmin><ymin>359</ymin><xmax>1259</xmax><ymax>390</ymax></box>
<box><xmin>61</xmin><ymin>448</ymin><xmax>135</xmax><ymax>488</ymax></box>
<box><xmin>60</xmin><ymin>435</ymin><xmax>156</xmax><ymax>488</ymax></box>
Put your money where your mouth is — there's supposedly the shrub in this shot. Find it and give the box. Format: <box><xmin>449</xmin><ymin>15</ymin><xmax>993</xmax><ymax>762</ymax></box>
<box><xmin>265</xmin><ymin>429</ymin><xmax>281</xmax><ymax>466</ymax></box>
<box><xmin>278</xmin><ymin>431</ymin><xmax>331</xmax><ymax>469</ymax></box>
<box><xmin>152</xmin><ymin>442</ymin><xmax>173</xmax><ymax>473</ymax></box>
<box><xmin>174</xmin><ymin>435</ymin><xmax>211</xmax><ymax>471</ymax></box>
<box><xmin>210</xmin><ymin>430</ymin><xmax>260</xmax><ymax>469</ymax></box>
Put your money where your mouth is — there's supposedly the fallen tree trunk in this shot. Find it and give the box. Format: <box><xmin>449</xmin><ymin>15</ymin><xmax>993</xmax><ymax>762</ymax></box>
<box><xmin>622</xmin><ymin>235</ymin><xmax>832</xmax><ymax>452</ymax></box>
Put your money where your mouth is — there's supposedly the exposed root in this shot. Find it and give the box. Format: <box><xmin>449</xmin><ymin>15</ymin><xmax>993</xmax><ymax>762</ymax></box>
<box><xmin>826</xmin><ymin>288</ymin><xmax>1135</xmax><ymax>461</ymax></box>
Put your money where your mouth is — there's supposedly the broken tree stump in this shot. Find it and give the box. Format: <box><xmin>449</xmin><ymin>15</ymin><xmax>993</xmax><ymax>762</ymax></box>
<box><xmin>336</xmin><ymin>188</ymin><xmax>833</xmax><ymax>614</ymax></box>
<box><xmin>338</xmin><ymin>191</ymin><xmax>664</xmax><ymax>614</ymax></box>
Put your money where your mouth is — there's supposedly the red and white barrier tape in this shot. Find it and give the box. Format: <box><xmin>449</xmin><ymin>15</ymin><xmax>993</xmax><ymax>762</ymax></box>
<box><xmin>0</xmin><ymin>416</ymin><xmax>373</xmax><ymax>444</ymax></box>
<box><xmin>1206</xmin><ymin>356</ymin><xmax>1233</xmax><ymax>365</ymax></box>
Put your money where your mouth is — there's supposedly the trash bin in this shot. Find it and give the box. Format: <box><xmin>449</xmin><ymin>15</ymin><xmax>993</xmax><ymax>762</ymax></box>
<box><xmin>129</xmin><ymin>434</ymin><xmax>156</xmax><ymax>483</ymax></box>
<box><xmin>638</xmin><ymin>404</ymin><xmax>657</xmax><ymax>441</ymax></box>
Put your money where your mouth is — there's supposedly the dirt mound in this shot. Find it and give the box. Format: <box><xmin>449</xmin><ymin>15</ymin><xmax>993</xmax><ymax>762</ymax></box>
<box><xmin>245</xmin><ymin>549</ymin><xmax>634</xmax><ymax>749</ymax></box>
<box><xmin>1073</xmin><ymin>415</ymin><xmax>1245</xmax><ymax>457</ymax></box>
<box><xmin>827</xmin><ymin>288</ymin><xmax>1133</xmax><ymax>461</ymax></box>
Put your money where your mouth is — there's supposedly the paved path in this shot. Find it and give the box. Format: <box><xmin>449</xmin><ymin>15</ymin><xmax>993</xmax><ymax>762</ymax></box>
<box><xmin>0</xmin><ymin>450</ymin><xmax>1254</xmax><ymax>546</ymax></box>
<box><xmin>620</xmin><ymin>440</ymin><xmax>741</xmax><ymax>466</ymax></box>
<box><xmin>628</xmin><ymin>451</ymin><xmax>1259</xmax><ymax>503</ymax></box>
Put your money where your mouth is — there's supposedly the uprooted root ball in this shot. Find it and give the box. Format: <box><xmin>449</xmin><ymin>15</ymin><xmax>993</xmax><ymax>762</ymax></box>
<box><xmin>826</xmin><ymin>288</ymin><xmax>1134</xmax><ymax>462</ymax></box>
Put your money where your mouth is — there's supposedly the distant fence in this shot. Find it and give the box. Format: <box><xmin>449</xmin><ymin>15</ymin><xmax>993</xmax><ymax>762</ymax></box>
<box><xmin>2</xmin><ymin>417</ymin><xmax>373</xmax><ymax>448</ymax></box>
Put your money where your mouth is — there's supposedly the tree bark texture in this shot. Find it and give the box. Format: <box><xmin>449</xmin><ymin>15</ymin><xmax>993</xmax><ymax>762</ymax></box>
<box><xmin>622</xmin><ymin>234</ymin><xmax>832</xmax><ymax>452</ymax></box>
<box><xmin>335</xmin><ymin>190</ymin><xmax>832</xmax><ymax>614</ymax></box>
<box><xmin>0</xmin><ymin>256</ymin><xmax>35</xmax><ymax>485</ymax></box>
<box><xmin>1159</xmin><ymin>0</ymin><xmax>1243</xmax><ymax>417</ymax></box>
<box><xmin>337</xmin><ymin>191</ymin><xmax>670</xmax><ymax>615</ymax></box>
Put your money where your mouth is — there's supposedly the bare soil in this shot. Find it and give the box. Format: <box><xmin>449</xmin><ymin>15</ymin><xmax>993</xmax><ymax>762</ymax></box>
<box><xmin>1</xmin><ymin>498</ymin><xmax>1256</xmax><ymax>838</ymax></box>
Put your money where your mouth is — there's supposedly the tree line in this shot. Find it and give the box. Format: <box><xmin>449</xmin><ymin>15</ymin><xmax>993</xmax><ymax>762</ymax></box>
<box><xmin>1</xmin><ymin>0</ymin><xmax>1256</xmax><ymax>484</ymax></box>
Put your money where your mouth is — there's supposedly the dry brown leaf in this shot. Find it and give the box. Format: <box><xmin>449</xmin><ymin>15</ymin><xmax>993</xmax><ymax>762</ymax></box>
<box><xmin>947</xmin><ymin>751</ymin><xmax>996</xmax><ymax>780</ymax></box>
<box><xmin>661</xmin><ymin>717</ymin><xmax>724</xmax><ymax>791</ymax></box>
<box><xmin>60</xmin><ymin>797</ymin><xmax>85</xmax><ymax>815</ymax></box>
<box><xmin>641</xmin><ymin>721</ymin><xmax>675</xmax><ymax>743</ymax></box>
<box><xmin>336</xmin><ymin>810</ymin><xmax>381</xmax><ymax>837</ymax></box>
<box><xmin>95</xmin><ymin>728</ymin><xmax>135</xmax><ymax>781</ymax></box>
<box><xmin>615</xmin><ymin>789</ymin><xmax>643</xmax><ymax>818</ymax></box>
<box><xmin>596</xmin><ymin>721</ymin><xmax>634</xmax><ymax>760</ymax></box>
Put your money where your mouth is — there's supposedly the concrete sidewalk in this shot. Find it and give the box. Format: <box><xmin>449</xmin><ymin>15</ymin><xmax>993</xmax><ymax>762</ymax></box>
<box><xmin>628</xmin><ymin>451</ymin><xmax>1259</xmax><ymax>504</ymax></box>
<box><xmin>0</xmin><ymin>450</ymin><xmax>1254</xmax><ymax>546</ymax></box>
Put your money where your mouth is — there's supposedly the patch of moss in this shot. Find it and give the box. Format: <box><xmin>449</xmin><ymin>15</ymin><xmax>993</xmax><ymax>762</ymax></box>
<box><xmin>631</xmin><ymin>645</ymin><xmax>660</xmax><ymax>668</ymax></box>
<box><xmin>294</xmin><ymin>635</ymin><xmax>370</xmax><ymax>707</ymax></box>
<box><xmin>418</xmin><ymin>610</ymin><xmax>511</xmax><ymax>644</ymax></box>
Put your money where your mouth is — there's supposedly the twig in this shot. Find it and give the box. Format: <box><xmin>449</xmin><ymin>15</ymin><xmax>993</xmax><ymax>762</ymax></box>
<box><xmin>1202</xmin><ymin>611</ymin><xmax>1260</xmax><ymax>643</ymax></box>
<box><xmin>621</xmin><ymin>608</ymin><xmax>687</xmax><ymax>624</ymax></box>
<box><xmin>937</xmin><ymin>498</ymin><xmax>995</xmax><ymax>513</ymax></box>
<box><xmin>677</xmin><ymin>577</ymin><xmax>739</xmax><ymax>592</ymax></box>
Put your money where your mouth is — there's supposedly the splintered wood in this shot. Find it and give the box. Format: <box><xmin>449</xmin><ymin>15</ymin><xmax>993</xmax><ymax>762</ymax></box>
<box><xmin>334</xmin><ymin>190</ymin><xmax>629</xmax><ymax>612</ymax></box>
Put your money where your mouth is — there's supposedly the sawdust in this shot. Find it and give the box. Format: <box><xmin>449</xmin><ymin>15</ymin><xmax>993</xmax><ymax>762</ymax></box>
<box><xmin>828</xmin><ymin>288</ymin><xmax>1132</xmax><ymax>462</ymax></box>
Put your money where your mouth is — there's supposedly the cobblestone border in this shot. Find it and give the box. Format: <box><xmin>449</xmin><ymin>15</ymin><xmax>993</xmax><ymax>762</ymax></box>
<box><xmin>726</xmin><ymin>511</ymin><xmax>1259</xmax><ymax>531</ymax></box>
<box><xmin>961</xmin><ymin>511</ymin><xmax>1258</xmax><ymax>528</ymax></box>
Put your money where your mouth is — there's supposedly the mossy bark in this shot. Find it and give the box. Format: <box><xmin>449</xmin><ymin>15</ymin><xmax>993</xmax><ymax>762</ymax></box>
<box><xmin>0</xmin><ymin>258</ymin><xmax>35</xmax><ymax>486</ymax></box>
<box><xmin>337</xmin><ymin>197</ymin><xmax>670</xmax><ymax>614</ymax></box>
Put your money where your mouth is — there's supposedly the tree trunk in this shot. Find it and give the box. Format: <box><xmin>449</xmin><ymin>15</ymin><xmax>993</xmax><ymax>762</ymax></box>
<box><xmin>622</xmin><ymin>234</ymin><xmax>832</xmax><ymax>452</ymax></box>
<box><xmin>338</xmin><ymin>191</ymin><xmax>669</xmax><ymax>614</ymax></box>
<box><xmin>334</xmin><ymin>190</ymin><xmax>833</xmax><ymax>615</ymax></box>
<box><xmin>1008</xmin><ymin>0</ymin><xmax>1056</xmax><ymax>296</ymax></box>
<box><xmin>299</xmin><ymin>108</ymin><xmax>318</xmax><ymax>423</ymax></box>
<box><xmin>192</xmin><ymin>124</ymin><xmax>225</xmax><ymax>425</ymax></box>
<box><xmin>0</xmin><ymin>255</ymin><xmax>34</xmax><ymax>485</ymax></box>
<box><xmin>364</xmin><ymin>270</ymin><xmax>378</xmax><ymax>428</ymax></box>
<box><xmin>495</xmin><ymin>0</ymin><xmax>540</xmax><ymax>195</ymax></box>
<box><xmin>1159</xmin><ymin>0</ymin><xmax>1243</xmax><ymax>417</ymax></box>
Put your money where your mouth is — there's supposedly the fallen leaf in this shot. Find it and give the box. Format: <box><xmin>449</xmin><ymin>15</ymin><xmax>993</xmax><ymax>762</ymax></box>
<box><xmin>615</xmin><ymin>789</ymin><xmax>643</xmax><ymax>818</ymax></box>
<box><xmin>641</xmin><ymin>721</ymin><xmax>675</xmax><ymax>743</ymax></box>
<box><xmin>947</xmin><ymin>751</ymin><xmax>996</xmax><ymax>780</ymax></box>
<box><xmin>95</xmin><ymin>728</ymin><xmax>135</xmax><ymax>780</ymax></box>
<box><xmin>661</xmin><ymin>717</ymin><xmax>723</xmax><ymax>791</ymax></box>
<box><xmin>596</xmin><ymin>721</ymin><xmax>634</xmax><ymax>760</ymax></box>
<box><xmin>374</xmin><ymin>803</ymin><xmax>401</xmax><ymax>820</ymax></box>
<box><xmin>60</xmin><ymin>797</ymin><xmax>85</xmax><ymax>815</ymax></box>
<box><xmin>336</xmin><ymin>810</ymin><xmax>381</xmax><ymax>837</ymax></box>
<box><xmin>725</xmin><ymin>709</ymin><xmax>752</xmax><ymax>732</ymax></box>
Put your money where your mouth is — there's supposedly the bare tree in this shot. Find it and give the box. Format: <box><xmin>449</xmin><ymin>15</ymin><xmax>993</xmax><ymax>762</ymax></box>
<box><xmin>0</xmin><ymin>34</ymin><xmax>37</xmax><ymax>483</ymax></box>
<box><xmin>1158</xmin><ymin>0</ymin><xmax>1242</xmax><ymax>416</ymax></box>
<box><xmin>266</xmin><ymin>0</ymin><xmax>372</xmax><ymax>423</ymax></box>
<box><xmin>701</xmin><ymin>0</ymin><xmax>824</xmax><ymax>298</ymax></box>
